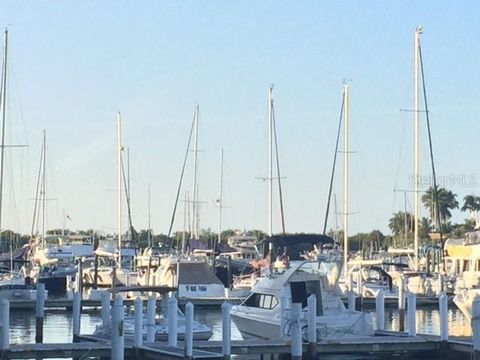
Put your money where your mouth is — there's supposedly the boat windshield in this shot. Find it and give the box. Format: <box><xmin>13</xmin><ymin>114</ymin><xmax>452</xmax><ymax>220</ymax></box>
<box><xmin>297</xmin><ymin>261</ymin><xmax>338</xmax><ymax>276</ymax></box>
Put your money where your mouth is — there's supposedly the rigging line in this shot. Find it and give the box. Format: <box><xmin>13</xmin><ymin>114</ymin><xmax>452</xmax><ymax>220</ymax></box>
<box><xmin>322</xmin><ymin>93</ymin><xmax>345</xmax><ymax>235</ymax></box>
<box><xmin>168</xmin><ymin>110</ymin><xmax>196</xmax><ymax>250</ymax></box>
<box><xmin>0</xmin><ymin>29</ymin><xmax>7</xmax><ymax>252</ymax></box>
<box><xmin>120</xmin><ymin>151</ymin><xmax>136</xmax><ymax>253</ymax></box>
<box><xmin>418</xmin><ymin>40</ymin><xmax>443</xmax><ymax>247</ymax></box>
<box><xmin>30</xmin><ymin>137</ymin><xmax>44</xmax><ymax>258</ymax></box>
<box><xmin>271</xmin><ymin>102</ymin><xmax>286</xmax><ymax>234</ymax></box>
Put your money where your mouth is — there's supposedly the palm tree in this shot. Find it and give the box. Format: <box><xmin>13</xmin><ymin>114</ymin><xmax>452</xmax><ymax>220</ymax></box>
<box><xmin>461</xmin><ymin>194</ymin><xmax>480</xmax><ymax>229</ymax></box>
<box><xmin>421</xmin><ymin>187</ymin><xmax>458</xmax><ymax>227</ymax></box>
<box><xmin>461</xmin><ymin>195</ymin><xmax>480</xmax><ymax>212</ymax></box>
<box><xmin>388</xmin><ymin>211</ymin><xmax>413</xmax><ymax>237</ymax></box>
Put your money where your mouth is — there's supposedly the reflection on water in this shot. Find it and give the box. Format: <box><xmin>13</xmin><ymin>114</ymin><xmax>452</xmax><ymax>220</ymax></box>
<box><xmin>7</xmin><ymin>305</ymin><xmax>473</xmax><ymax>359</ymax></box>
<box><xmin>372</xmin><ymin>307</ymin><xmax>472</xmax><ymax>337</ymax></box>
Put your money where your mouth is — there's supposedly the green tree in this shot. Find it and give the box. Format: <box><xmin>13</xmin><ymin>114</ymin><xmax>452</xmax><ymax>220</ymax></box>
<box><xmin>388</xmin><ymin>211</ymin><xmax>413</xmax><ymax>237</ymax></box>
<box><xmin>421</xmin><ymin>187</ymin><xmax>459</xmax><ymax>226</ymax></box>
<box><xmin>461</xmin><ymin>194</ymin><xmax>480</xmax><ymax>213</ymax></box>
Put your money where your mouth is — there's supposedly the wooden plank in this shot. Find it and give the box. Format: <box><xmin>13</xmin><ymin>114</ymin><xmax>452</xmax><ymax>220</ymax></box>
<box><xmin>8</xmin><ymin>342</ymin><xmax>120</xmax><ymax>359</ymax></box>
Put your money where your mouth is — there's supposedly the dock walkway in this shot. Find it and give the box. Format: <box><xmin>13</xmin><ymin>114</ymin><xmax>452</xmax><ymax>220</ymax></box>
<box><xmin>2</xmin><ymin>332</ymin><xmax>464</xmax><ymax>359</ymax></box>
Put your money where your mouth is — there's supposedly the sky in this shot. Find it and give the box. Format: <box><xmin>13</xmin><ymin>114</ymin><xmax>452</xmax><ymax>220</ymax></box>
<box><xmin>0</xmin><ymin>1</ymin><xmax>478</xmax><ymax>237</ymax></box>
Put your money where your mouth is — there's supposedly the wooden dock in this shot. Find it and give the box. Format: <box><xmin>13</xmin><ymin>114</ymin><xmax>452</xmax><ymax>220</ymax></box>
<box><xmin>1</xmin><ymin>332</ymin><xmax>476</xmax><ymax>359</ymax></box>
<box><xmin>1</xmin><ymin>332</ymin><xmax>473</xmax><ymax>360</ymax></box>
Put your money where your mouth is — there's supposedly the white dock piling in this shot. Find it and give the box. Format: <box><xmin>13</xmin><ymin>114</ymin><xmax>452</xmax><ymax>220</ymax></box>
<box><xmin>407</xmin><ymin>292</ymin><xmax>416</xmax><ymax>336</ymax></box>
<box><xmin>307</xmin><ymin>294</ymin><xmax>317</xmax><ymax>344</ymax></box>
<box><xmin>375</xmin><ymin>289</ymin><xmax>385</xmax><ymax>331</ymax></box>
<box><xmin>398</xmin><ymin>276</ymin><xmax>405</xmax><ymax>310</ymax></box>
<box><xmin>348</xmin><ymin>290</ymin><xmax>356</xmax><ymax>312</ymax></box>
<box><xmin>348</xmin><ymin>272</ymin><xmax>354</xmax><ymax>292</ymax></box>
<box><xmin>35</xmin><ymin>282</ymin><xmax>46</xmax><ymax>343</ymax></box>
<box><xmin>291</xmin><ymin>302</ymin><xmax>302</xmax><ymax>360</ymax></box>
<box><xmin>439</xmin><ymin>292</ymin><xmax>448</xmax><ymax>341</ymax></box>
<box><xmin>185</xmin><ymin>302</ymin><xmax>194</xmax><ymax>358</ymax></box>
<box><xmin>0</xmin><ymin>300</ymin><xmax>9</xmax><ymax>351</ymax></box>
<box><xmin>437</xmin><ymin>274</ymin><xmax>444</xmax><ymax>296</ymax></box>
<box><xmin>167</xmin><ymin>296</ymin><xmax>178</xmax><ymax>347</ymax></box>
<box><xmin>280</xmin><ymin>294</ymin><xmax>289</xmax><ymax>339</ymax></box>
<box><xmin>146</xmin><ymin>294</ymin><xmax>156</xmax><ymax>342</ymax></box>
<box><xmin>134</xmin><ymin>297</ymin><xmax>143</xmax><ymax>348</ymax></box>
<box><xmin>356</xmin><ymin>270</ymin><xmax>363</xmax><ymax>299</ymax></box>
<box><xmin>472</xmin><ymin>296</ymin><xmax>480</xmax><ymax>359</ymax></box>
<box><xmin>72</xmin><ymin>291</ymin><xmax>81</xmax><ymax>338</ymax></box>
<box><xmin>221</xmin><ymin>302</ymin><xmax>231</xmax><ymax>359</ymax></box>
<box><xmin>101</xmin><ymin>292</ymin><xmax>111</xmax><ymax>328</ymax></box>
<box><xmin>111</xmin><ymin>294</ymin><xmax>124</xmax><ymax>360</ymax></box>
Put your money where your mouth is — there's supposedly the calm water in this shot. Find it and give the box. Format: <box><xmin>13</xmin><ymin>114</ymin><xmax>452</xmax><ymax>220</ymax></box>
<box><xmin>8</xmin><ymin>305</ymin><xmax>472</xmax><ymax>359</ymax></box>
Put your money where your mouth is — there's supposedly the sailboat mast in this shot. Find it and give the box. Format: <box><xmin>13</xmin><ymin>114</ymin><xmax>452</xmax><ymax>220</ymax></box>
<box><xmin>218</xmin><ymin>149</ymin><xmax>224</xmax><ymax>246</ymax></box>
<box><xmin>42</xmin><ymin>130</ymin><xmax>46</xmax><ymax>247</ymax></box>
<box><xmin>404</xmin><ymin>192</ymin><xmax>408</xmax><ymax>248</ymax></box>
<box><xmin>343</xmin><ymin>84</ymin><xmax>349</xmax><ymax>273</ymax></box>
<box><xmin>148</xmin><ymin>182</ymin><xmax>152</xmax><ymax>248</ymax></box>
<box><xmin>413</xmin><ymin>26</ymin><xmax>422</xmax><ymax>271</ymax></box>
<box><xmin>268</xmin><ymin>86</ymin><xmax>273</xmax><ymax>237</ymax></box>
<box><xmin>0</xmin><ymin>28</ymin><xmax>8</xmax><ymax>250</ymax></box>
<box><xmin>117</xmin><ymin>112</ymin><xmax>123</xmax><ymax>269</ymax></box>
<box><xmin>192</xmin><ymin>105</ymin><xmax>199</xmax><ymax>239</ymax></box>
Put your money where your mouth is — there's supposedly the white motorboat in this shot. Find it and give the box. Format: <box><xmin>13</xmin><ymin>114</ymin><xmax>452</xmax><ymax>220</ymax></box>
<box><xmin>93</xmin><ymin>289</ymin><xmax>212</xmax><ymax>341</ymax></box>
<box><xmin>231</xmin><ymin>260</ymin><xmax>373</xmax><ymax>340</ymax></box>
<box><xmin>151</xmin><ymin>256</ymin><xmax>226</xmax><ymax>302</ymax></box>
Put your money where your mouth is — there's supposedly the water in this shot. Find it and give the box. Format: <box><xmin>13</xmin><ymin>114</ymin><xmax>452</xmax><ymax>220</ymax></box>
<box><xmin>8</xmin><ymin>305</ymin><xmax>472</xmax><ymax>359</ymax></box>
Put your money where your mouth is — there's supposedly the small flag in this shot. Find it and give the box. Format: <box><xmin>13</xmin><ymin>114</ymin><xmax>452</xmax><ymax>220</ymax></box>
<box><xmin>66</xmin><ymin>214</ymin><xmax>71</xmax><ymax>221</ymax></box>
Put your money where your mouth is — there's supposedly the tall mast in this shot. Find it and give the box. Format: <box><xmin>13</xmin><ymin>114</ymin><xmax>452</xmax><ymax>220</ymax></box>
<box><xmin>218</xmin><ymin>149</ymin><xmax>224</xmax><ymax>245</ymax></box>
<box><xmin>116</xmin><ymin>112</ymin><xmax>123</xmax><ymax>269</ymax></box>
<box><xmin>404</xmin><ymin>192</ymin><xmax>408</xmax><ymax>248</ymax></box>
<box><xmin>0</xmin><ymin>28</ymin><xmax>8</xmax><ymax>250</ymax></box>
<box><xmin>42</xmin><ymin>130</ymin><xmax>46</xmax><ymax>247</ymax></box>
<box><xmin>268</xmin><ymin>86</ymin><xmax>273</xmax><ymax>237</ymax></box>
<box><xmin>148</xmin><ymin>182</ymin><xmax>151</xmax><ymax>248</ymax></box>
<box><xmin>413</xmin><ymin>26</ymin><xmax>423</xmax><ymax>271</ymax></box>
<box><xmin>343</xmin><ymin>84</ymin><xmax>349</xmax><ymax>273</ymax></box>
<box><xmin>192</xmin><ymin>105</ymin><xmax>199</xmax><ymax>239</ymax></box>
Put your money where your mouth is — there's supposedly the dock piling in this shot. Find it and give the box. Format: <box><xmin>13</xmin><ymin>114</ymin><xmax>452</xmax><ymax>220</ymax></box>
<box><xmin>35</xmin><ymin>282</ymin><xmax>46</xmax><ymax>344</ymax></box>
<box><xmin>185</xmin><ymin>302</ymin><xmax>194</xmax><ymax>359</ymax></box>
<box><xmin>290</xmin><ymin>302</ymin><xmax>302</xmax><ymax>360</ymax></box>
<box><xmin>101</xmin><ymin>292</ymin><xmax>110</xmax><ymax>328</ymax></box>
<box><xmin>167</xmin><ymin>296</ymin><xmax>178</xmax><ymax>347</ymax></box>
<box><xmin>398</xmin><ymin>276</ymin><xmax>405</xmax><ymax>331</ymax></box>
<box><xmin>147</xmin><ymin>294</ymin><xmax>156</xmax><ymax>342</ymax></box>
<box><xmin>375</xmin><ymin>289</ymin><xmax>385</xmax><ymax>331</ymax></box>
<box><xmin>348</xmin><ymin>290</ymin><xmax>355</xmax><ymax>312</ymax></box>
<box><xmin>134</xmin><ymin>297</ymin><xmax>143</xmax><ymax>348</ymax></box>
<box><xmin>0</xmin><ymin>300</ymin><xmax>9</xmax><ymax>351</ymax></box>
<box><xmin>72</xmin><ymin>291</ymin><xmax>81</xmax><ymax>338</ymax></box>
<box><xmin>356</xmin><ymin>270</ymin><xmax>363</xmax><ymax>307</ymax></box>
<box><xmin>439</xmin><ymin>292</ymin><xmax>448</xmax><ymax>341</ymax></box>
<box><xmin>307</xmin><ymin>294</ymin><xmax>317</xmax><ymax>345</ymax></box>
<box><xmin>280</xmin><ymin>294</ymin><xmax>289</xmax><ymax>339</ymax></box>
<box><xmin>407</xmin><ymin>292</ymin><xmax>416</xmax><ymax>336</ymax></box>
<box><xmin>437</xmin><ymin>274</ymin><xmax>444</xmax><ymax>296</ymax></box>
<box><xmin>111</xmin><ymin>294</ymin><xmax>124</xmax><ymax>360</ymax></box>
<box><xmin>472</xmin><ymin>296</ymin><xmax>480</xmax><ymax>360</ymax></box>
<box><xmin>221</xmin><ymin>301</ymin><xmax>231</xmax><ymax>359</ymax></box>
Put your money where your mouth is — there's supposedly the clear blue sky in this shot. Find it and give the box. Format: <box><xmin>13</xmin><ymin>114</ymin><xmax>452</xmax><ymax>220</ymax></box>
<box><xmin>0</xmin><ymin>1</ymin><xmax>478</xmax><ymax>237</ymax></box>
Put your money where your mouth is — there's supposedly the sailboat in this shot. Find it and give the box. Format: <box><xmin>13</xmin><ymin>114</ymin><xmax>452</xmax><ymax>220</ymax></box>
<box><xmin>28</xmin><ymin>130</ymin><xmax>81</xmax><ymax>295</ymax></box>
<box><xmin>0</xmin><ymin>28</ymin><xmax>38</xmax><ymax>302</ymax></box>
<box><xmin>83</xmin><ymin>113</ymin><xmax>138</xmax><ymax>292</ymax></box>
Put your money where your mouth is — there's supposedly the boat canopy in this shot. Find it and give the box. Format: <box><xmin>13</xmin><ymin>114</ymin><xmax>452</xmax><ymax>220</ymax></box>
<box><xmin>260</xmin><ymin>234</ymin><xmax>334</xmax><ymax>260</ymax></box>
<box><xmin>0</xmin><ymin>245</ymin><xmax>29</xmax><ymax>263</ymax></box>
